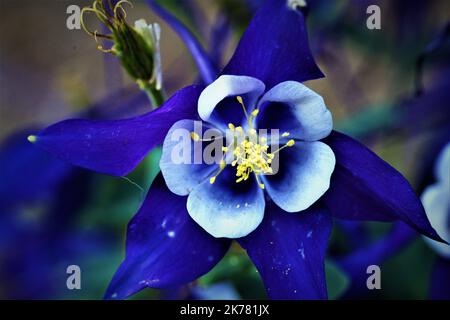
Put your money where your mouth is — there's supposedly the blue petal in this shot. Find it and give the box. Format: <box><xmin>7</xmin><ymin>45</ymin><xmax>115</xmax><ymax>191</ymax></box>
<box><xmin>105</xmin><ymin>174</ymin><xmax>231</xmax><ymax>299</ymax></box>
<box><xmin>257</xmin><ymin>81</ymin><xmax>333</xmax><ymax>141</ymax></box>
<box><xmin>187</xmin><ymin>167</ymin><xmax>265</xmax><ymax>238</ymax></box>
<box><xmin>222</xmin><ymin>0</ymin><xmax>324</xmax><ymax>89</ymax></box>
<box><xmin>32</xmin><ymin>85</ymin><xmax>203</xmax><ymax>176</ymax></box>
<box><xmin>323</xmin><ymin>131</ymin><xmax>444</xmax><ymax>242</ymax></box>
<box><xmin>238</xmin><ymin>203</ymin><xmax>332</xmax><ymax>299</ymax></box>
<box><xmin>198</xmin><ymin>75</ymin><xmax>265</xmax><ymax>131</ymax></box>
<box><xmin>145</xmin><ymin>0</ymin><xmax>217</xmax><ymax>84</ymax></box>
<box><xmin>263</xmin><ymin>141</ymin><xmax>335</xmax><ymax>212</ymax></box>
<box><xmin>160</xmin><ymin>120</ymin><xmax>219</xmax><ymax>196</ymax></box>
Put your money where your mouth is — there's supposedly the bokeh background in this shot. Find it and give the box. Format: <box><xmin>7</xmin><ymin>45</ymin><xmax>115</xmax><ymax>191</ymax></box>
<box><xmin>0</xmin><ymin>0</ymin><xmax>449</xmax><ymax>299</ymax></box>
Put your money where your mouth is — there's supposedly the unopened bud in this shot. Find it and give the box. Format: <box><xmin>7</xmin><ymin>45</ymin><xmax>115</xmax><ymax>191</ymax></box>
<box><xmin>81</xmin><ymin>1</ymin><xmax>162</xmax><ymax>91</ymax></box>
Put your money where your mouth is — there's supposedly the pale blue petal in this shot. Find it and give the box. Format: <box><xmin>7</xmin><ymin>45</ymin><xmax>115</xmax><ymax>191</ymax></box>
<box><xmin>264</xmin><ymin>141</ymin><xmax>335</xmax><ymax>212</ymax></box>
<box><xmin>187</xmin><ymin>168</ymin><xmax>265</xmax><ymax>238</ymax></box>
<box><xmin>198</xmin><ymin>75</ymin><xmax>265</xmax><ymax>130</ymax></box>
<box><xmin>160</xmin><ymin>120</ymin><xmax>220</xmax><ymax>196</ymax></box>
<box><xmin>257</xmin><ymin>81</ymin><xmax>332</xmax><ymax>142</ymax></box>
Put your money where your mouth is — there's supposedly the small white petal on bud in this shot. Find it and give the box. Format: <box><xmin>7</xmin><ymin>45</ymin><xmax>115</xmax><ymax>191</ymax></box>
<box><xmin>134</xmin><ymin>19</ymin><xmax>163</xmax><ymax>89</ymax></box>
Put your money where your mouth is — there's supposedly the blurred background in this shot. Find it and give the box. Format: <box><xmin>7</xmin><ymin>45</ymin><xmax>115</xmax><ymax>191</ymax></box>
<box><xmin>0</xmin><ymin>0</ymin><xmax>449</xmax><ymax>299</ymax></box>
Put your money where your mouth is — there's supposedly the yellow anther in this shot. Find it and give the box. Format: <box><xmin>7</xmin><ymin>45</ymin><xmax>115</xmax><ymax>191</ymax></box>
<box><xmin>282</xmin><ymin>132</ymin><xmax>290</xmax><ymax>137</ymax></box>
<box><xmin>220</xmin><ymin>160</ymin><xmax>226</xmax><ymax>169</ymax></box>
<box><xmin>209</xmin><ymin>176</ymin><xmax>216</xmax><ymax>184</ymax></box>
<box><xmin>222</xmin><ymin>147</ymin><xmax>228</xmax><ymax>152</ymax></box>
<box><xmin>228</xmin><ymin>123</ymin><xmax>235</xmax><ymax>131</ymax></box>
<box><xmin>236</xmin><ymin>126</ymin><xmax>243</xmax><ymax>133</ymax></box>
<box><xmin>190</xmin><ymin>132</ymin><xmax>200</xmax><ymax>141</ymax></box>
<box><xmin>27</xmin><ymin>135</ymin><xmax>37</xmax><ymax>143</ymax></box>
<box><xmin>236</xmin><ymin>96</ymin><xmax>244</xmax><ymax>105</ymax></box>
<box><xmin>251</xmin><ymin>109</ymin><xmax>259</xmax><ymax>117</ymax></box>
<box><xmin>249</xmin><ymin>128</ymin><xmax>257</xmax><ymax>135</ymax></box>
<box><xmin>258</xmin><ymin>183</ymin><xmax>265</xmax><ymax>189</ymax></box>
<box><xmin>287</xmin><ymin>139</ymin><xmax>295</xmax><ymax>147</ymax></box>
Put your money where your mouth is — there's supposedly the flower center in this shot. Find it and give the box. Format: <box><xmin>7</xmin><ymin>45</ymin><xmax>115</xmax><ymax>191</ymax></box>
<box><xmin>192</xmin><ymin>96</ymin><xmax>295</xmax><ymax>189</ymax></box>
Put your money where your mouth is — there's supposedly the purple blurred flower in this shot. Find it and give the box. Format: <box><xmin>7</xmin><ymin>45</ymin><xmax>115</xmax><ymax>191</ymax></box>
<box><xmin>29</xmin><ymin>0</ymin><xmax>442</xmax><ymax>300</ymax></box>
<box><xmin>0</xmin><ymin>85</ymin><xmax>150</xmax><ymax>298</ymax></box>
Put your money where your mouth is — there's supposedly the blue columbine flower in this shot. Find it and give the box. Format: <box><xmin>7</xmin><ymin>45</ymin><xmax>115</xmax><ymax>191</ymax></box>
<box><xmin>29</xmin><ymin>0</ymin><xmax>444</xmax><ymax>299</ymax></box>
<box><xmin>159</xmin><ymin>75</ymin><xmax>335</xmax><ymax>239</ymax></box>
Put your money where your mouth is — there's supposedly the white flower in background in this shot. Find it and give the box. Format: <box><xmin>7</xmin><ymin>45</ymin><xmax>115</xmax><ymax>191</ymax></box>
<box><xmin>288</xmin><ymin>0</ymin><xmax>307</xmax><ymax>10</ymax></box>
<box><xmin>422</xmin><ymin>141</ymin><xmax>450</xmax><ymax>257</ymax></box>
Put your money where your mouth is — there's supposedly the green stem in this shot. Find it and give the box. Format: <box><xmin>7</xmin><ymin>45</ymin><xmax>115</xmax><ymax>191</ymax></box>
<box><xmin>136</xmin><ymin>80</ymin><xmax>166</xmax><ymax>181</ymax></box>
<box><xmin>147</xmin><ymin>85</ymin><xmax>165</xmax><ymax>108</ymax></box>
<box><xmin>138</xmin><ymin>80</ymin><xmax>166</xmax><ymax>108</ymax></box>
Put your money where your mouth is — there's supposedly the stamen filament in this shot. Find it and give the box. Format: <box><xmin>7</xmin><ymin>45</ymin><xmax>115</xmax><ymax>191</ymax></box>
<box><xmin>190</xmin><ymin>132</ymin><xmax>223</xmax><ymax>142</ymax></box>
<box><xmin>272</xmin><ymin>139</ymin><xmax>295</xmax><ymax>154</ymax></box>
<box><xmin>209</xmin><ymin>141</ymin><xmax>234</xmax><ymax>184</ymax></box>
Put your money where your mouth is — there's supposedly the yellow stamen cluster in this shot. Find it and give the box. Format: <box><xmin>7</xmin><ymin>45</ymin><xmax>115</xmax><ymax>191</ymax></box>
<box><xmin>232</xmin><ymin>137</ymin><xmax>274</xmax><ymax>188</ymax></box>
<box><xmin>191</xmin><ymin>96</ymin><xmax>296</xmax><ymax>189</ymax></box>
